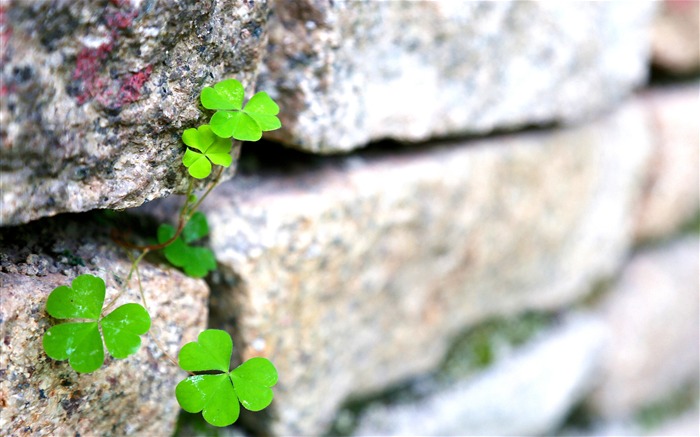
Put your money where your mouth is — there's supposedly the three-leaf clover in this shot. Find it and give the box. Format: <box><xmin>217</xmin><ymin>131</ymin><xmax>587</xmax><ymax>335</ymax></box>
<box><xmin>201</xmin><ymin>79</ymin><xmax>281</xmax><ymax>141</ymax></box>
<box><xmin>176</xmin><ymin>329</ymin><xmax>278</xmax><ymax>427</ymax></box>
<box><xmin>42</xmin><ymin>274</ymin><xmax>151</xmax><ymax>373</ymax></box>
<box><xmin>182</xmin><ymin>125</ymin><xmax>233</xmax><ymax>179</ymax></box>
<box><xmin>158</xmin><ymin>212</ymin><xmax>216</xmax><ymax>278</ymax></box>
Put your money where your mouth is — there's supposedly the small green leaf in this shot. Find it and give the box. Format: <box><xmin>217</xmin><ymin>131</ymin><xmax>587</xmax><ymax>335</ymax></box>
<box><xmin>179</xmin><ymin>329</ymin><xmax>232</xmax><ymax>373</ymax></box>
<box><xmin>230</xmin><ymin>357</ymin><xmax>278</xmax><ymax>411</ymax></box>
<box><xmin>244</xmin><ymin>91</ymin><xmax>281</xmax><ymax>132</ymax></box>
<box><xmin>210</xmin><ymin>111</ymin><xmax>262</xmax><ymax>141</ymax></box>
<box><xmin>176</xmin><ymin>374</ymin><xmax>240</xmax><ymax>427</ymax></box>
<box><xmin>181</xmin><ymin>212</ymin><xmax>210</xmax><ymax>244</ymax></box>
<box><xmin>201</xmin><ymin>79</ymin><xmax>245</xmax><ymax>111</ymax></box>
<box><xmin>43</xmin><ymin>322</ymin><xmax>104</xmax><ymax>373</ymax></box>
<box><xmin>181</xmin><ymin>125</ymin><xmax>233</xmax><ymax>179</ymax></box>
<box><xmin>183</xmin><ymin>149</ymin><xmax>212</xmax><ymax>179</ymax></box>
<box><xmin>46</xmin><ymin>274</ymin><xmax>105</xmax><ymax>320</ymax></box>
<box><xmin>202</xmin><ymin>79</ymin><xmax>281</xmax><ymax>141</ymax></box>
<box><xmin>42</xmin><ymin>274</ymin><xmax>151</xmax><ymax>373</ymax></box>
<box><xmin>175</xmin><ymin>329</ymin><xmax>278</xmax><ymax>427</ymax></box>
<box><xmin>101</xmin><ymin>303</ymin><xmax>151</xmax><ymax>359</ymax></box>
<box><xmin>158</xmin><ymin>224</ymin><xmax>217</xmax><ymax>278</ymax></box>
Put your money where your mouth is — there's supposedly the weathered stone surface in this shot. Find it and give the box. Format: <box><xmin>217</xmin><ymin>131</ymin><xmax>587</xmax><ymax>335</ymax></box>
<box><xmin>258</xmin><ymin>1</ymin><xmax>655</xmax><ymax>153</ymax></box>
<box><xmin>652</xmin><ymin>0</ymin><xmax>700</xmax><ymax>74</ymax></box>
<box><xmin>352</xmin><ymin>315</ymin><xmax>606</xmax><ymax>436</ymax></box>
<box><xmin>635</xmin><ymin>83</ymin><xmax>700</xmax><ymax>241</ymax></box>
<box><xmin>184</xmin><ymin>100</ymin><xmax>652</xmax><ymax>435</ymax></box>
<box><xmin>0</xmin><ymin>0</ymin><xmax>266</xmax><ymax>225</ymax></box>
<box><xmin>651</xmin><ymin>409</ymin><xmax>700</xmax><ymax>437</ymax></box>
<box><xmin>0</xmin><ymin>214</ymin><xmax>209</xmax><ymax>435</ymax></box>
<box><xmin>588</xmin><ymin>237</ymin><xmax>700</xmax><ymax>419</ymax></box>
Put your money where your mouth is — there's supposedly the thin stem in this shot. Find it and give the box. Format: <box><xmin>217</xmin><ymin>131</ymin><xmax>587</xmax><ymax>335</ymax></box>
<box><xmin>111</xmin><ymin>172</ymin><xmax>218</xmax><ymax>252</ymax></box>
<box><xmin>103</xmin><ymin>249</ymin><xmax>149</xmax><ymax>314</ymax></box>
<box><xmin>132</xmin><ymin>263</ymin><xmax>183</xmax><ymax>370</ymax></box>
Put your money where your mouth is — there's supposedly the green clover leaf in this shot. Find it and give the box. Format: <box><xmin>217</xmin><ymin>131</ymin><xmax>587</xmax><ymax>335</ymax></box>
<box><xmin>182</xmin><ymin>125</ymin><xmax>233</xmax><ymax>179</ymax></box>
<box><xmin>158</xmin><ymin>212</ymin><xmax>216</xmax><ymax>278</ymax></box>
<box><xmin>42</xmin><ymin>274</ymin><xmax>151</xmax><ymax>373</ymax></box>
<box><xmin>175</xmin><ymin>330</ymin><xmax>278</xmax><ymax>427</ymax></box>
<box><xmin>201</xmin><ymin>79</ymin><xmax>281</xmax><ymax>141</ymax></box>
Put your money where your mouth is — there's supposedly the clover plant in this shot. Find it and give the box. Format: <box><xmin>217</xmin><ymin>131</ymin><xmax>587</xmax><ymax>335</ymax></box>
<box><xmin>42</xmin><ymin>78</ymin><xmax>281</xmax><ymax>427</ymax></box>
<box><xmin>176</xmin><ymin>330</ymin><xmax>278</xmax><ymax>427</ymax></box>
<box><xmin>43</xmin><ymin>274</ymin><xmax>150</xmax><ymax>373</ymax></box>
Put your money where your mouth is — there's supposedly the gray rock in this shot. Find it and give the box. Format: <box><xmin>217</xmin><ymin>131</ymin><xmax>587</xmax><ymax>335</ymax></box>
<box><xmin>635</xmin><ymin>84</ymin><xmax>700</xmax><ymax>241</ymax></box>
<box><xmin>652</xmin><ymin>0</ymin><xmax>700</xmax><ymax>74</ymax></box>
<box><xmin>0</xmin><ymin>215</ymin><xmax>209</xmax><ymax>435</ymax></box>
<box><xmin>589</xmin><ymin>237</ymin><xmax>700</xmax><ymax>419</ymax></box>
<box><xmin>258</xmin><ymin>1</ymin><xmax>655</xmax><ymax>153</ymax></box>
<box><xmin>189</xmin><ymin>99</ymin><xmax>652</xmax><ymax>435</ymax></box>
<box><xmin>0</xmin><ymin>0</ymin><xmax>267</xmax><ymax>225</ymax></box>
<box><xmin>352</xmin><ymin>315</ymin><xmax>607</xmax><ymax>436</ymax></box>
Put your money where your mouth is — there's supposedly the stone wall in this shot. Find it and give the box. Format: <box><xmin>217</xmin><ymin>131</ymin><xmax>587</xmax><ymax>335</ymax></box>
<box><xmin>1</xmin><ymin>1</ymin><xmax>698</xmax><ymax>436</ymax></box>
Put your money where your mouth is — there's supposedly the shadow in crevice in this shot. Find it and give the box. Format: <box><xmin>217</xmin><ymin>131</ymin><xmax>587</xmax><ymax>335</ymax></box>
<box><xmin>238</xmin><ymin>119</ymin><xmax>561</xmax><ymax>178</ymax></box>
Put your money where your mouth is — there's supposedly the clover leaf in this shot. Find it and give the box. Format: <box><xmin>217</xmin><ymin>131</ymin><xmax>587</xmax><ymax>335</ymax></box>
<box><xmin>42</xmin><ymin>274</ymin><xmax>150</xmax><ymax>373</ymax></box>
<box><xmin>158</xmin><ymin>212</ymin><xmax>216</xmax><ymax>278</ymax></box>
<box><xmin>176</xmin><ymin>330</ymin><xmax>278</xmax><ymax>427</ymax></box>
<box><xmin>201</xmin><ymin>79</ymin><xmax>281</xmax><ymax>141</ymax></box>
<box><xmin>182</xmin><ymin>125</ymin><xmax>233</xmax><ymax>179</ymax></box>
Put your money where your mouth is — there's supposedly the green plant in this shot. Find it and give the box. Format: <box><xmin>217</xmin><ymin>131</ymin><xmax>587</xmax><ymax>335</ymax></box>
<box><xmin>43</xmin><ymin>274</ymin><xmax>150</xmax><ymax>373</ymax></box>
<box><xmin>201</xmin><ymin>79</ymin><xmax>281</xmax><ymax>141</ymax></box>
<box><xmin>41</xmin><ymin>79</ymin><xmax>279</xmax><ymax>427</ymax></box>
<box><xmin>176</xmin><ymin>330</ymin><xmax>278</xmax><ymax>427</ymax></box>
<box><xmin>158</xmin><ymin>212</ymin><xmax>216</xmax><ymax>278</ymax></box>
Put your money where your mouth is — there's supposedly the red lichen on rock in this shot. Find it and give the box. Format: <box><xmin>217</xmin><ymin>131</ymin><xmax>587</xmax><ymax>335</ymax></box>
<box><xmin>105</xmin><ymin>10</ymin><xmax>138</xmax><ymax>31</ymax></box>
<box><xmin>118</xmin><ymin>65</ymin><xmax>153</xmax><ymax>105</ymax></box>
<box><xmin>72</xmin><ymin>43</ymin><xmax>114</xmax><ymax>105</ymax></box>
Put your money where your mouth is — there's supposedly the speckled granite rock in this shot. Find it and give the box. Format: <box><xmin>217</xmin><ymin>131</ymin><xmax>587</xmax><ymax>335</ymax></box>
<box><xmin>635</xmin><ymin>84</ymin><xmax>700</xmax><ymax>241</ymax></box>
<box><xmin>352</xmin><ymin>315</ymin><xmax>607</xmax><ymax>436</ymax></box>
<box><xmin>0</xmin><ymin>214</ymin><xmax>209</xmax><ymax>435</ymax></box>
<box><xmin>588</xmin><ymin>237</ymin><xmax>700</xmax><ymax>419</ymax></box>
<box><xmin>192</xmin><ymin>100</ymin><xmax>652</xmax><ymax>435</ymax></box>
<box><xmin>652</xmin><ymin>0</ymin><xmax>700</xmax><ymax>74</ymax></box>
<box><xmin>257</xmin><ymin>1</ymin><xmax>655</xmax><ymax>153</ymax></box>
<box><xmin>0</xmin><ymin>0</ymin><xmax>267</xmax><ymax>225</ymax></box>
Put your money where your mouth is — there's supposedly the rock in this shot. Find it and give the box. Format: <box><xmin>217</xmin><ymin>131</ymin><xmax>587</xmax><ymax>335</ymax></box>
<box><xmin>0</xmin><ymin>214</ymin><xmax>209</xmax><ymax>435</ymax></box>
<box><xmin>352</xmin><ymin>315</ymin><xmax>607</xmax><ymax>436</ymax></box>
<box><xmin>650</xmin><ymin>409</ymin><xmax>700</xmax><ymax>437</ymax></box>
<box><xmin>257</xmin><ymin>1</ymin><xmax>655</xmax><ymax>153</ymax></box>
<box><xmin>652</xmin><ymin>0</ymin><xmax>700</xmax><ymax>74</ymax></box>
<box><xmin>0</xmin><ymin>0</ymin><xmax>267</xmax><ymax>225</ymax></box>
<box><xmin>635</xmin><ymin>83</ymin><xmax>700</xmax><ymax>241</ymax></box>
<box><xmin>588</xmin><ymin>237</ymin><xmax>700</xmax><ymax>418</ymax></box>
<box><xmin>187</xmin><ymin>100</ymin><xmax>652</xmax><ymax>435</ymax></box>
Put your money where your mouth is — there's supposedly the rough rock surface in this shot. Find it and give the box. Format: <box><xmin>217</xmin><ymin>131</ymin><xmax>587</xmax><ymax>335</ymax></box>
<box><xmin>0</xmin><ymin>214</ymin><xmax>209</xmax><ymax>435</ymax></box>
<box><xmin>0</xmin><ymin>0</ymin><xmax>266</xmax><ymax>225</ymax></box>
<box><xmin>652</xmin><ymin>0</ymin><xmax>700</xmax><ymax>74</ymax></box>
<box><xmin>352</xmin><ymin>315</ymin><xmax>606</xmax><ymax>436</ymax></box>
<box><xmin>183</xmin><ymin>101</ymin><xmax>652</xmax><ymax>435</ymax></box>
<box><xmin>258</xmin><ymin>1</ymin><xmax>655</xmax><ymax>153</ymax></box>
<box><xmin>588</xmin><ymin>237</ymin><xmax>700</xmax><ymax>419</ymax></box>
<box><xmin>635</xmin><ymin>83</ymin><xmax>700</xmax><ymax>241</ymax></box>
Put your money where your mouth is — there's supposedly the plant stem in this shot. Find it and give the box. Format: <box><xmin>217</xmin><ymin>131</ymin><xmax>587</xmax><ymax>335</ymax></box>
<box><xmin>102</xmin><ymin>249</ymin><xmax>149</xmax><ymax>314</ymax></box>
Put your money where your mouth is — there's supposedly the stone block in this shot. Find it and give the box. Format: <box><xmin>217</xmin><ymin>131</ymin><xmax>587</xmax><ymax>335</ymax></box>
<box><xmin>652</xmin><ymin>0</ymin><xmax>700</xmax><ymax>74</ymax></box>
<box><xmin>352</xmin><ymin>315</ymin><xmax>607</xmax><ymax>436</ymax></box>
<box><xmin>196</xmin><ymin>100</ymin><xmax>652</xmax><ymax>435</ymax></box>
<box><xmin>0</xmin><ymin>215</ymin><xmax>209</xmax><ymax>435</ymax></box>
<box><xmin>588</xmin><ymin>237</ymin><xmax>700</xmax><ymax>418</ymax></box>
<box><xmin>0</xmin><ymin>0</ymin><xmax>267</xmax><ymax>225</ymax></box>
<box><xmin>258</xmin><ymin>1</ymin><xmax>655</xmax><ymax>153</ymax></box>
<box><xmin>635</xmin><ymin>83</ymin><xmax>700</xmax><ymax>241</ymax></box>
